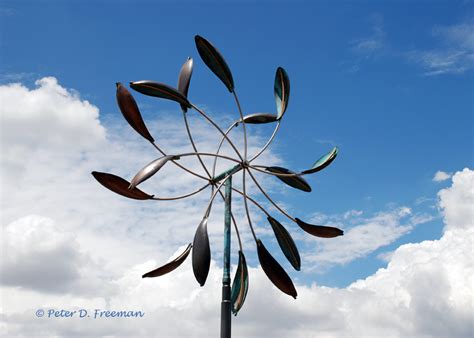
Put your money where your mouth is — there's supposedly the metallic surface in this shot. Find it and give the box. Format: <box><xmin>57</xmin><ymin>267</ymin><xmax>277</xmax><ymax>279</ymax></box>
<box><xmin>129</xmin><ymin>155</ymin><xmax>179</xmax><ymax>189</ymax></box>
<box><xmin>195</xmin><ymin>35</ymin><xmax>234</xmax><ymax>93</ymax></box>
<box><xmin>192</xmin><ymin>217</ymin><xmax>211</xmax><ymax>286</ymax></box>
<box><xmin>267</xmin><ymin>216</ymin><xmax>301</xmax><ymax>271</ymax></box>
<box><xmin>130</xmin><ymin>80</ymin><xmax>191</xmax><ymax>108</ymax></box>
<box><xmin>91</xmin><ymin>171</ymin><xmax>154</xmax><ymax>200</ymax></box>
<box><xmin>142</xmin><ymin>243</ymin><xmax>192</xmax><ymax>278</ymax></box>
<box><xmin>116</xmin><ymin>82</ymin><xmax>154</xmax><ymax>142</ymax></box>
<box><xmin>266</xmin><ymin>166</ymin><xmax>312</xmax><ymax>192</ymax></box>
<box><xmin>221</xmin><ymin>176</ymin><xmax>232</xmax><ymax>338</ymax></box>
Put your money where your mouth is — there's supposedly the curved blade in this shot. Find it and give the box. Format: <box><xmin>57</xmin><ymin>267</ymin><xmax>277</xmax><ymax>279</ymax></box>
<box><xmin>130</xmin><ymin>81</ymin><xmax>191</xmax><ymax>108</ymax></box>
<box><xmin>195</xmin><ymin>35</ymin><xmax>234</xmax><ymax>93</ymax></box>
<box><xmin>142</xmin><ymin>243</ymin><xmax>192</xmax><ymax>278</ymax></box>
<box><xmin>266</xmin><ymin>167</ymin><xmax>311</xmax><ymax>192</ymax></box>
<box><xmin>192</xmin><ymin>218</ymin><xmax>211</xmax><ymax>286</ymax></box>
<box><xmin>231</xmin><ymin>250</ymin><xmax>249</xmax><ymax>315</ymax></box>
<box><xmin>241</xmin><ymin>113</ymin><xmax>278</xmax><ymax>124</ymax></box>
<box><xmin>91</xmin><ymin>171</ymin><xmax>153</xmax><ymax>200</ymax></box>
<box><xmin>129</xmin><ymin>155</ymin><xmax>179</xmax><ymax>190</ymax></box>
<box><xmin>302</xmin><ymin>147</ymin><xmax>339</xmax><ymax>175</ymax></box>
<box><xmin>274</xmin><ymin>67</ymin><xmax>290</xmax><ymax>119</ymax></box>
<box><xmin>177</xmin><ymin>57</ymin><xmax>193</xmax><ymax>112</ymax></box>
<box><xmin>116</xmin><ymin>82</ymin><xmax>154</xmax><ymax>142</ymax></box>
<box><xmin>295</xmin><ymin>218</ymin><xmax>344</xmax><ymax>238</ymax></box>
<box><xmin>257</xmin><ymin>239</ymin><xmax>297</xmax><ymax>299</ymax></box>
<box><xmin>267</xmin><ymin>216</ymin><xmax>301</xmax><ymax>271</ymax></box>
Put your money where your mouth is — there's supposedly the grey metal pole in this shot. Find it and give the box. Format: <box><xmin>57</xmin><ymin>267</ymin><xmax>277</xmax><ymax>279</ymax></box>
<box><xmin>221</xmin><ymin>175</ymin><xmax>232</xmax><ymax>338</ymax></box>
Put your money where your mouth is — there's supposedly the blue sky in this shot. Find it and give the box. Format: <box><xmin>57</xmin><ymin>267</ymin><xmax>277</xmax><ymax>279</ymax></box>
<box><xmin>1</xmin><ymin>1</ymin><xmax>473</xmax><ymax>337</ymax></box>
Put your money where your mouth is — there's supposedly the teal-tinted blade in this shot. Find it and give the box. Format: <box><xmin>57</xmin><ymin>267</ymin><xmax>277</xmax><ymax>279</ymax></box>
<box><xmin>274</xmin><ymin>67</ymin><xmax>290</xmax><ymax>119</ymax></box>
<box><xmin>302</xmin><ymin>147</ymin><xmax>339</xmax><ymax>175</ymax></box>
<box><xmin>195</xmin><ymin>35</ymin><xmax>234</xmax><ymax>93</ymax></box>
<box><xmin>241</xmin><ymin>113</ymin><xmax>278</xmax><ymax>124</ymax></box>
<box><xmin>266</xmin><ymin>166</ymin><xmax>311</xmax><ymax>192</ymax></box>
<box><xmin>231</xmin><ymin>251</ymin><xmax>249</xmax><ymax>315</ymax></box>
<box><xmin>267</xmin><ymin>216</ymin><xmax>301</xmax><ymax>271</ymax></box>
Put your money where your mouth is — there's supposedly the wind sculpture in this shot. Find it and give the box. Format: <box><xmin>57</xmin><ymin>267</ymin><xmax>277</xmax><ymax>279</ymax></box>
<box><xmin>91</xmin><ymin>35</ymin><xmax>343</xmax><ymax>337</ymax></box>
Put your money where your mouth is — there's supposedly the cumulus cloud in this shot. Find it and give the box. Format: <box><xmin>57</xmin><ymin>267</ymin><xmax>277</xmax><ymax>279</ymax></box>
<box><xmin>302</xmin><ymin>206</ymin><xmax>433</xmax><ymax>269</ymax></box>
<box><xmin>433</xmin><ymin>170</ymin><xmax>452</xmax><ymax>182</ymax></box>
<box><xmin>0</xmin><ymin>77</ymin><xmax>472</xmax><ymax>337</ymax></box>
<box><xmin>1</xmin><ymin>169</ymin><xmax>472</xmax><ymax>338</ymax></box>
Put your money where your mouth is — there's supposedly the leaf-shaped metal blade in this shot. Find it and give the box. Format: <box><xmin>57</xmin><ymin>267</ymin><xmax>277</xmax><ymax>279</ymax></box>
<box><xmin>302</xmin><ymin>147</ymin><xmax>339</xmax><ymax>175</ymax></box>
<box><xmin>195</xmin><ymin>35</ymin><xmax>234</xmax><ymax>93</ymax></box>
<box><xmin>142</xmin><ymin>243</ymin><xmax>192</xmax><ymax>278</ymax></box>
<box><xmin>241</xmin><ymin>113</ymin><xmax>278</xmax><ymax>124</ymax></box>
<box><xmin>91</xmin><ymin>171</ymin><xmax>154</xmax><ymax>200</ymax></box>
<box><xmin>257</xmin><ymin>239</ymin><xmax>297</xmax><ymax>299</ymax></box>
<box><xmin>295</xmin><ymin>218</ymin><xmax>344</xmax><ymax>238</ymax></box>
<box><xmin>266</xmin><ymin>167</ymin><xmax>312</xmax><ymax>192</ymax></box>
<box><xmin>129</xmin><ymin>155</ymin><xmax>179</xmax><ymax>190</ymax></box>
<box><xmin>116</xmin><ymin>82</ymin><xmax>154</xmax><ymax>142</ymax></box>
<box><xmin>267</xmin><ymin>216</ymin><xmax>301</xmax><ymax>271</ymax></box>
<box><xmin>231</xmin><ymin>250</ymin><xmax>249</xmax><ymax>315</ymax></box>
<box><xmin>274</xmin><ymin>67</ymin><xmax>290</xmax><ymax>119</ymax></box>
<box><xmin>192</xmin><ymin>218</ymin><xmax>211</xmax><ymax>286</ymax></box>
<box><xmin>130</xmin><ymin>81</ymin><xmax>191</xmax><ymax>108</ymax></box>
<box><xmin>177</xmin><ymin>57</ymin><xmax>193</xmax><ymax>112</ymax></box>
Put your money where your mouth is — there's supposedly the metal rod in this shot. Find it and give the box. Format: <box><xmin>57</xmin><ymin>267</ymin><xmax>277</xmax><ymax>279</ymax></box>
<box><xmin>249</xmin><ymin>121</ymin><xmax>281</xmax><ymax>163</ymax></box>
<box><xmin>190</xmin><ymin>103</ymin><xmax>244</xmax><ymax>162</ymax></box>
<box><xmin>233</xmin><ymin>91</ymin><xmax>247</xmax><ymax>160</ymax></box>
<box><xmin>221</xmin><ymin>176</ymin><xmax>232</xmax><ymax>338</ymax></box>
<box><xmin>246</xmin><ymin>169</ymin><xmax>296</xmax><ymax>223</ymax></box>
<box><xmin>182</xmin><ymin>111</ymin><xmax>213</xmax><ymax>179</ymax></box>
<box><xmin>151</xmin><ymin>142</ymin><xmax>209</xmax><ymax>181</ymax></box>
<box><xmin>176</xmin><ymin>152</ymin><xmax>241</xmax><ymax>164</ymax></box>
<box><xmin>231</xmin><ymin>187</ymin><xmax>270</xmax><ymax>217</ymax></box>
<box><xmin>212</xmin><ymin>121</ymin><xmax>239</xmax><ymax>178</ymax></box>
<box><xmin>151</xmin><ymin>183</ymin><xmax>210</xmax><ymax>201</ymax></box>
<box><xmin>249</xmin><ymin>165</ymin><xmax>302</xmax><ymax>177</ymax></box>
<box><xmin>242</xmin><ymin>169</ymin><xmax>258</xmax><ymax>241</ymax></box>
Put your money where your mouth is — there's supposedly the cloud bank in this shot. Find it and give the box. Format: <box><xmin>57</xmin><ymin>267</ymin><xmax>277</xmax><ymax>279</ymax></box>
<box><xmin>0</xmin><ymin>78</ymin><xmax>472</xmax><ymax>337</ymax></box>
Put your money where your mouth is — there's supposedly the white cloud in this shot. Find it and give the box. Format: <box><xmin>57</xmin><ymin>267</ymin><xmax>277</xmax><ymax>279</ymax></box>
<box><xmin>351</xmin><ymin>13</ymin><xmax>385</xmax><ymax>58</ymax></box>
<box><xmin>0</xmin><ymin>77</ymin><xmax>473</xmax><ymax>337</ymax></box>
<box><xmin>407</xmin><ymin>21</ymin><xmax>474</xmax><ymax>75</ymax></box>
<box><xmin>301</xmin><ymin>206</ymin><xmax>434</xmax><ymax>269</ymax></box>
<box><xmin>433</xmin><ymin>170</ymin><xmax>452</xmax><ymax>182</ymax></box>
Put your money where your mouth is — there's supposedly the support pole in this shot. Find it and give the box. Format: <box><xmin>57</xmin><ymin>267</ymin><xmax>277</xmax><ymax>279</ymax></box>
<box><xmin>221</xmin><ymin>175</ymin><xmax>232</xmax><ymax>338</ymax></box>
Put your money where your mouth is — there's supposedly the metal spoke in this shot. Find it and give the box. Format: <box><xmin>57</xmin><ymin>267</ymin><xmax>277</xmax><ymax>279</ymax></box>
<box><xmin>233</xmin><ymin>90</ymin><xmax>247</xmax><ymax>160</ymax></box>
<box><xmin>246</xmin><ymin>168</ymin><xmax>296</xmax><ymax>223</ymax></box>
<box><xmin>151</xmin><ymin>142</ymin><xmax>209</xmax><ymax>181</ymax></box>
<box><xmin>152</xmin><ymin>183</ymin><xmax>210</xmax><ymax>201</ymax></box>
<box><xmin>190</xmin><ymin>103</ymin><xmax>244</xmax><ymax>162</ymax></box>
<box><xmin>242</xmin><ymin>169</ymin><xmax>258</xmax><ymax>241</ymax></box>
<box><xmin>249</xmin><ymin>121</ymin><xmax>281</xmax><ymax>162</ymax></box>
<box><xmin>182</xmin><ymin>112</ymin><xmax>213</xmax><ymax>179</ymax></box>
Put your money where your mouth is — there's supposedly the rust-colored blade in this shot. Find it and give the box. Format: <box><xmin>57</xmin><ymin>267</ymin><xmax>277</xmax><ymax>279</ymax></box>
<box><xmin>295</xmin><ymin>218</ymin><xmax>344</xmax><ymax>238</ymax></box>
<box><xmin>142</xmin><ymin>244</ymin><xmax>192</xmax><ymax>278</ymax></box>
<box><xmin>116</xmin><ymin>82</ymin><xmax>154</xmax><ymax>142</ymax></box>
<box><xmin>91</xmin><ymin>171</ymin><xmax>153</xmax><ymax>200</ymax></box>
<box><xmin>257</xmin><ymin>239</ymin><xmax>297</xmax><ymax>298</ymax></box>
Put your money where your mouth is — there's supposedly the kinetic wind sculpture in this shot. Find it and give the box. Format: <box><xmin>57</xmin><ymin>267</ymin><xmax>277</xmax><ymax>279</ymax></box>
<box><xmin>92</xmin><ymin>35</ymin><xmax>343</xmax><ymax>337</ymax></box>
